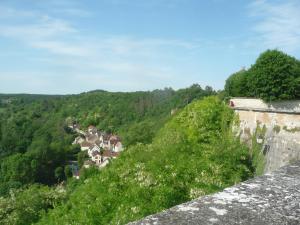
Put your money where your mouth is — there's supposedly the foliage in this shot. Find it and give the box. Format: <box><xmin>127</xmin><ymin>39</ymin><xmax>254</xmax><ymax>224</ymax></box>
<box><xmin>77</xmin><ymin>151</ymin><xmax>89</xmax><ymax>168</ymax></box>
<box><xmin>224</xmin><ymin>69</ymin><xmax>248</xmax><ymax>97</ymax></box>
<box><xmin>64</xmin><ymin>166</ymin><xmax>73</xmax><ymax>179</ymax></box>
<box><xmin>249</xmin><ymin>125</ymin><xmax>266</xmax><ymax>176</ymax></box>
<box><xmin>54</xmin><ymin>167</ymin><xmax>64</xmax><ymax>182</ymax></box>
<box><xmin>0</xmin><ymin>85</ymin><xmax>214</xmax><ymax>195</ymax></box>
<box><xmin>121</xmin><ymin>120</ymin><xmax>156</xmax><ymax>146</ymax></box>
<box><xmin>0</xmin><ymin>184</ymin><xmax>66</xmax><ymax>225</ymax></box>
<box><xmin>225</xmin><ymin>50</ymin><xmax>300</xmax><ymax>101</ymax></box>
<box><xmin>37</xmin><ymin>97</ymin><xmax>254</xmax><ymax>225</ymax></box>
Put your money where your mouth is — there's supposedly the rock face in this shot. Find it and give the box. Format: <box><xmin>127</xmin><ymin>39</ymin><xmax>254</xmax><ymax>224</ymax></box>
<box><xmin>230</xmin><ymin>98</ymin><xmax>300</xmax><ymax>173</ymax></box>
<box><xmin>129</xmin><ymin>161</ymin><xmax>300</xmax><ymax>225</ymax></box>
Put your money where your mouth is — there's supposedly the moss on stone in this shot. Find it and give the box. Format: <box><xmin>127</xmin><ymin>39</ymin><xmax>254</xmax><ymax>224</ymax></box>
<box><xmin>283</xmin><ymin>126</ymin><xmax>300</xmax><ymax>133</ymax></box>
<box><xmin>273</xmin><ymin>125</ymin><xmax>281</xmax><ymax>134</ymax></box>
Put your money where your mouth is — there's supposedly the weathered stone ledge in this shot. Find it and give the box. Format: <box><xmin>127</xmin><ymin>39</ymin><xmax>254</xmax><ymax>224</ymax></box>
<box><xmin>129</xmin><ymin>161</ymin><xmax>300</xmax><ymax>225</ymax></box>
<box><xmin>233</xmin><ymin>106</ymin><xmax>300</xmax><ymax>115</ymax></box>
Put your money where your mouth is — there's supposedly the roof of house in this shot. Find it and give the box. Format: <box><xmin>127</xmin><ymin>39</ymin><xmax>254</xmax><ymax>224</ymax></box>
<box><xmin>89</xmin><ymin>144</ymin><xmax>100</xmax><ymax>150</ymax></box>
<box><xmin>102</xmin><ymin>133</ymin><xmax>112</xmax><ymax>141</ymax></box>
<box><xmin>110</xmin><ymin>135</ymin><xmax>121</xmax><ymax>141</ymax></box>
<box><xmin>115</xmin><ymin>141</ymin><xmax>122</xmax><ymax>147</ymax></box>
<box><xmin>102</xmin><ymin>150</ymin><xmax>120</xmax><ymax>158</ymax></box>
<box><xmin>81</xmin><ymin>141</ymin><xmax>92</xmax><ymax>147</ymax></box>
<box><xmin>92</xmin><ymin>151</ymin><xmax>101</xmax><ymax>157</ymax></box>
<box><xmin>86</xmin><ymin>134</ymin><xmax>98</xmax><ymax>142</ymax></box>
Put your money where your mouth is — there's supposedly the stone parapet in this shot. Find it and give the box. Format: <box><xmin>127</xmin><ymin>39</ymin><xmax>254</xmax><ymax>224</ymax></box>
<box><xmin>129</xmin><ymin>162</ymin><xmax>300</xmax><ymax>225</ymax></box>
<box><xmin>230</xmin><ymin>98</ymin><xmax>300</xmax><ymax>113</ymax></box>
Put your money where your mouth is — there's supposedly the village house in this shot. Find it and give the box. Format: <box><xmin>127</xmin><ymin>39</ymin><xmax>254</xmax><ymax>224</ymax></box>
<box><xmin>91</xmin><ymin>151</ymin><xmax>102</xmax><ymax>165</ymax></box>
<box><xmin>88</xmin><ymin>144</ymin><xmax>101</xmax><ymax>157</ymax></box>
<box><xmin>80</xmin><ymin>141</ymin><xmax>92</xmax><ymax>151</ymax></box>
<box><xmin>113</xmin><ymin>141</ymin><xmax>123</xmax><ymax>152</ymax></box>
<box><xmin>102</xmin><ymin>150</ymin><xmax>120</xmax><ymax>160</ymax></box>
<box><xmin>72</xmin><ymin>124</ymin><xmax>124</xmax><ymax>171</ymax></box>
<box><xmin>86</xmin><ymin>133</ymin><xmax>98</xmax><ymax>144</ymax></box>
<box><xmin>88</xmin><ymin>125</ymin><xmax>98</xmax><ymax>135</ymax></box>
<box><xmin>72</xmin><ymin>136</ymin><xmax>85</xmax><ymax>145</ymax></box>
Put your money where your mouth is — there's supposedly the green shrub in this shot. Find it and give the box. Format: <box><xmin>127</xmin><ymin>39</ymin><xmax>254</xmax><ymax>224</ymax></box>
<box><xmin>0</xmin><ymin>184</ymin><xmax>66</xmax><ymax>225</ymax></box>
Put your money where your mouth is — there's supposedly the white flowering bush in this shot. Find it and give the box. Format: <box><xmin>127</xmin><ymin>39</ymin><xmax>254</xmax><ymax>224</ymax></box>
<box><xmin>0</xmin><ymin>184</ymin><xmax>66</xmax><ymax>225</ymax></box>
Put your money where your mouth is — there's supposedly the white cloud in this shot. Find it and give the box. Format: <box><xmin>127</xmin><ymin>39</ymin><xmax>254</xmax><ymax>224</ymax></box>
<box><xmin>0</xmin><ymin>5</ymin><xmax>35</xmax><ymax>18</ymax></box>
<box><xmin>0</xmin><ymin>6</ymin><xmax>76</xmax><ymax>41</ymax></box>
<box><xmin>248</xmin><ymin>0</ymin><xmax>300</xmax><ymax>52</ymax></box>
<box><xmin>31</xmin><ymin>41</ymin><xmax>91</xmax><ymax>56</ymax></box>
<box><xmin>0</xmin><ymin>4</ymin><xmax>199</xmax><ymax>58</ymax></box>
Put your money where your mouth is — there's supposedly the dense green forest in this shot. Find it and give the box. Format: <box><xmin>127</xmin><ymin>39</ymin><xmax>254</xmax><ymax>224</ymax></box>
<box><xmin>1</xmin><ymin>96</ymin><xmax>260</xmax><ymax>225</ymax></box>
<box><xmin>225</xmin><ymin>50</ymin><xmax>300</xmax><ymax>101</ymax></box>
<box><xmin>0</xmin><ymin>85</ymin><xmax>214</xmax><ymax>197</ymax></box>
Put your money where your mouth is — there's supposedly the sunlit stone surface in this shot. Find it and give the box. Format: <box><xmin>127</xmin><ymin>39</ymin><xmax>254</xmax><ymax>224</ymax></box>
<box><xmin>129</xmin><ymin>162</ymin><xmax>300</xmax><ymax>225</ymax></box>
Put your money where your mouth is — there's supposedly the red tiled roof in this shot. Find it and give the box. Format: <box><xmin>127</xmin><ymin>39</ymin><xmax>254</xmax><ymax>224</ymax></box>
<box><xmin>110</xmin><ymin>135</ymin><xmax>121</xmax><ymax>141</ymax></box>
<box><xmin>81</xmin><ymin>141</ymin><xmax>92</xmax><ymax>147</ymax></box>
<box><xmin>102</xmin><ymin>150</ymin><xmax>120</xmax><ymax>157</ymax></box>
<box><xmin>111</xmin><ymin>152</ymin><xmax>120</xmax><ymax>157</ymax></box>
<box><xmin>102</xmin><ymin>150</ymin><xmax>110</xmax><ymax>157</ymax></box>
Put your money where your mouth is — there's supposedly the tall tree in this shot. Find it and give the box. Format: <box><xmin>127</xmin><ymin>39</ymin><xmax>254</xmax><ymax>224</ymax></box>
<box><xmin>224</xmin><ymin>69</ymin><xmax>248</xmax><ymax>97</ymax></box>
<box><xmin>247</xmin><ymin>50</ymin><xmax>300</xmax><ymax>101</ymax></box>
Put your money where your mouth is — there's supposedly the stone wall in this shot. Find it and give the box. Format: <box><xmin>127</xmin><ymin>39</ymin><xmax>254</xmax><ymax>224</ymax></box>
<box><xmin>230</xmin><ymin>98</ymin><xmax>300</xmax><ymax>112</ymax></box>
<box><xmin>129</xmin><ymin>161</ymin><xmax>300</xmax><ymax>225</ymax></box>
<box><xmin>230</xmin><ymin>98</ymin><xmax>300</xmax><ymax>173</ymax></box>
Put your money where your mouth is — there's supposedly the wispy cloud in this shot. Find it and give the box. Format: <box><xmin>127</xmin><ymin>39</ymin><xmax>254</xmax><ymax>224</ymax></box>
<box><xmin>248</xmin><ymin>0</ymin><xmax>300</xmax><ymax>52</ymax></box>
<box><xmin>0</xmin><ymin>3</ymin><xmax>199</xmax><ymax>57</ymax></box>
<box><xmin>0</xmin><ymin>3</ymin><xmax>202</xmax><ymax>93</ymax></box>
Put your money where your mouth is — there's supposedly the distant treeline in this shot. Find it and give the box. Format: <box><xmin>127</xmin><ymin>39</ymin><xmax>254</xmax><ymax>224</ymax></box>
<box><xmin>225</xmin><ymin>50</ymin><xmax>300</xmax><ymax>101</ymax></box>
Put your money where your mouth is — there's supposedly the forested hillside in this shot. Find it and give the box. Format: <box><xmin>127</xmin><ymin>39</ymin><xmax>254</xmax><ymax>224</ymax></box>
<box><xmin>0</xmin><ymin>85</ymin><xmax>214</xmax><ymax>197</ymax></box>
<box><xmin>35</xmin><ymin>96</ymin><xmax>256</xmax><ymax>225</ymax></box>
<box><xmin>0</xmin><ymin>87</ymin><xmax>262</xmax><ymax>225</ymax></box>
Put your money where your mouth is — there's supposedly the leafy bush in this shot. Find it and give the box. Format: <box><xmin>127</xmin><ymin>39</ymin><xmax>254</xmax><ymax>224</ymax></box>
<box><xmin>0</xmin><ymin>184</ymin><xmax>66</xmax><ymax>225</ymax></box>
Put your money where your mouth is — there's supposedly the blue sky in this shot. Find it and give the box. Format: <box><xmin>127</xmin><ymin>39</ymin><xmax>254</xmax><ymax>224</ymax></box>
<box><xmin>0</xmin><ymin>0</ymin><xmax>300</xmax><ymax>94</ymax></box>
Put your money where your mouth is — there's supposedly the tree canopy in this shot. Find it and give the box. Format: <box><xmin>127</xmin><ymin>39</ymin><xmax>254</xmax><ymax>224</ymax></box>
<box><xmin>225</xmin><ymin>50</ymin><xmax>300</xmax><ymax>101</ymax></box>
